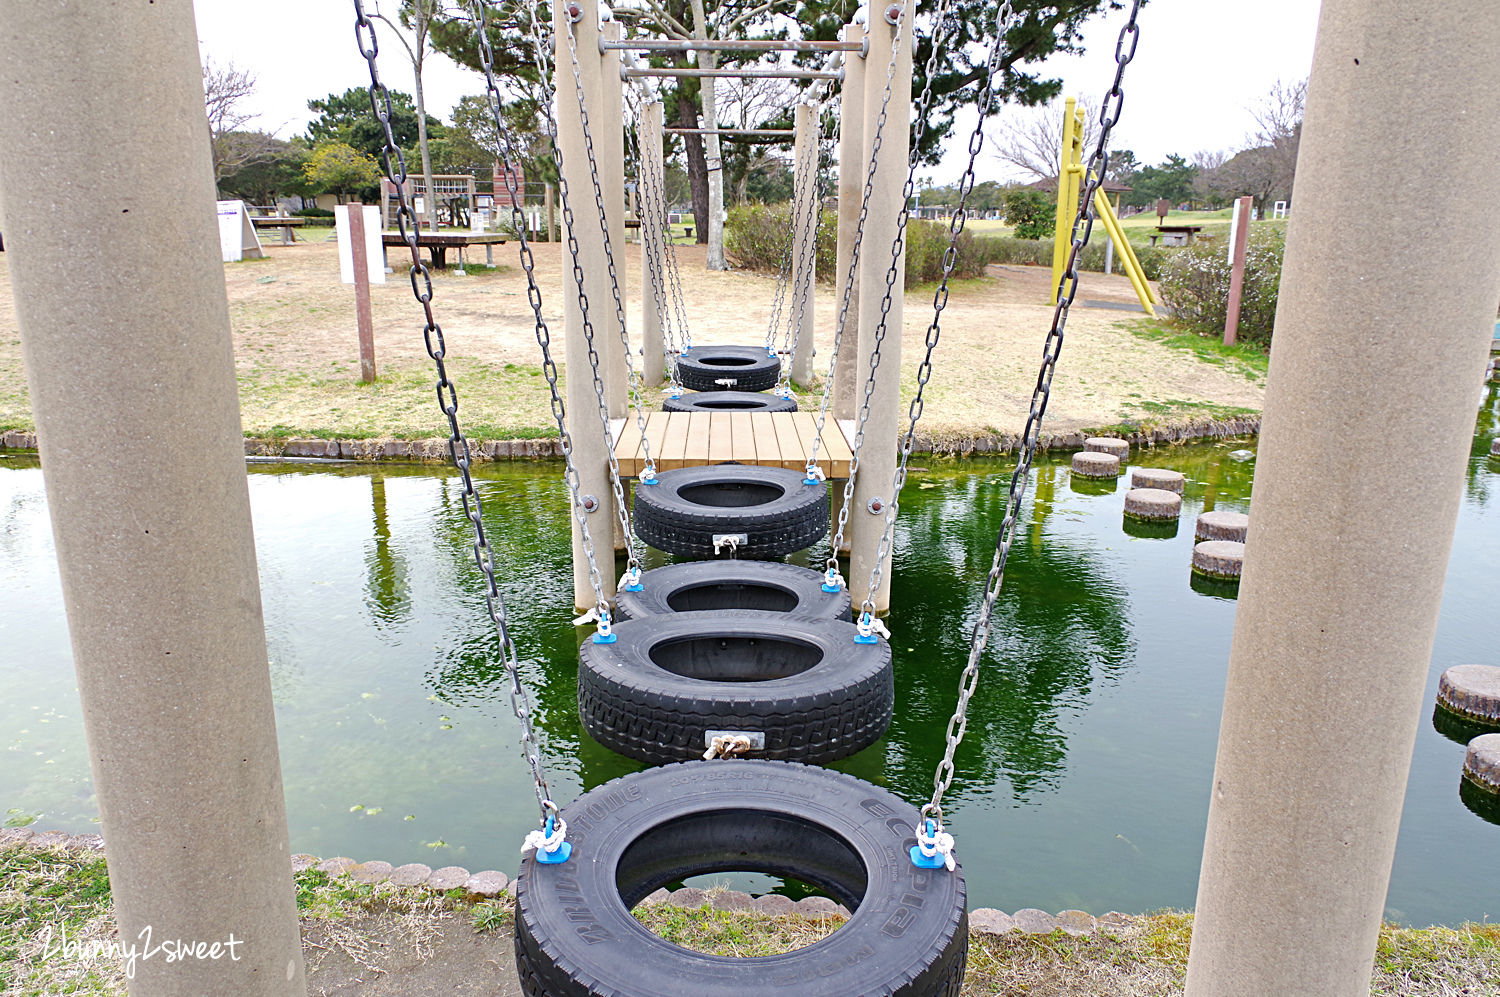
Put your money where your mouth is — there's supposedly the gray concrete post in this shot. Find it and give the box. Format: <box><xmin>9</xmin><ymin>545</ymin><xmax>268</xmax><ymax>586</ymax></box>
<box><xmin>556</xmin><ymin>0</ymin><xmax>618</xmax><ymax>609</ymax></box>
<box><xmin>848</xmin><ymin>3</ymin><xmax>910</xmax><ymax>613</ymax></box>
<box><xmin>832</xmin><ymin>21</ymin><xmax>868</xmax><ymax>421</ymax></box>
<box><xmin>640</xmin><ymin>101</ymin><xmax>666</xmax><ymax>387</ymax></box>
<box><xmin>0</xmin><ymin>3</ymin><xmax>307</xmax><ymax>994</ymax></box>
<box><xmin>789</xmin><ymin>102</ymin><xmax>818</xmax><ymax>386</ymax></box>
<box><xmin>1184</xmin><ymin>3</ymin><xmax>1500</xmax><ymax>995</ymax></box>
<box><xmin>600</xmin><ymin>19</ymin><xmax>629</xmax><ymax>418</ymax></box>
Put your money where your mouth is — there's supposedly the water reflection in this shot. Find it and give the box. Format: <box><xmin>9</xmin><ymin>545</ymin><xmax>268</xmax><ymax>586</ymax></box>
<box><xmin>363</xmin><ymin>475</ymin><xmax>412</xmax><ymax>628</ymax></box>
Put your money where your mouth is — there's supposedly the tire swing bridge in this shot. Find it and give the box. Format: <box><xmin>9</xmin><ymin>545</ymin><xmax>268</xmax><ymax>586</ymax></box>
<box><xmin>5</xmin><ymin>1</ymin><xmax>1490</xmax><ymax>995</ymax></box>
<box><xmin>428</xmin><ymin>0</ymin><xmax>1115</xmax><ymax>991</ymax></box>
<box><xmin>387</xmin><ymin>0</ymin><xmax>1093</xmax><ymax>989</ymax></box>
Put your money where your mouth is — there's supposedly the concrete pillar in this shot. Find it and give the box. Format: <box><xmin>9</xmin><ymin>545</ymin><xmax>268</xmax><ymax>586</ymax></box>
<box><xmin>556</xmin><ymin>0</ymin><xmax>618</xmax><ymax>609</ymax></box>
<box><xmin>847</xmin><ymin>2</ymin><xmax>910</xmax><ymax>613</ymax></box>
<box><xmin>1184</xmin><ymin>4</ymin><xmax>1500</xmax><ymax>995</ymax></box>
<box><xmin>789</xmin><ymin>102</ymin><xmax>818</xmax><ymax>386</ymax></box>
<box><xmin>600</xmin><ymin>19</ymin><xmax>628</xmax><ymax>418</ymax></box>
<box><xmin>0</xmin><ymin>4</ymin><xmax>306</xmax><ymax>994</ymax></box>
<box><xmin>832</xmin><ymin>21</ymin><xmax>867</xmax><ymax>420</ymax></box>
<box><xmin>640</xmin><ymin>101</ymin><xmax>666</xmax><ymax>387</ymax></box>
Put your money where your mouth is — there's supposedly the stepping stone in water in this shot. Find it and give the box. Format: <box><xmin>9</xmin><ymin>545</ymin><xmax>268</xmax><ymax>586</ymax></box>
<box><xmin>1072</xmin><ymin>451</ymin><xmax>1121</xmax><ymax>478</ymax></box>
<box><xmin>1195</xmin><ymin>510</ymin><xmax>1249</xmax><ymax>543</ymax></box>
<box><xmin>1193</xmin><ymin>540</ymin><xmax>1245</xmax><ymax>581</ymax></box>
<box><xmin>1131</xmin><ymin>468</ymin><xmax>1185</xmax><ymax>493</ymax></box>
<box><xmin>1124</xmin><ymin>487</ymin><xmax>1183</xmax><ymax>521</ymax></box>
<box><xmin>1438</xmin><ymin>665</ymin><xmax>1500</xmax><ymax>727</ymax></box>
<box><xmin>1085</xmin><ymin>437</ymin><xmax>1130</xmax><ymax>459</ymax></box>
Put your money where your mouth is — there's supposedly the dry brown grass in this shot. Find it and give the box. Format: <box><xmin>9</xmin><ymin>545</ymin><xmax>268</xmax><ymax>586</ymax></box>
<box><xmin>0</xmin><ymin>240</ymin><xmax>1263</xmax><ymax>440</ymax></box>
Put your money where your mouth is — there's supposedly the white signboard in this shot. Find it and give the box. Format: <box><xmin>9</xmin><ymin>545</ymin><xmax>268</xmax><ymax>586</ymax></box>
<box><xmin>334</xmin><ymin>204</ymin><xmax>386</xmax><ymax>285</ymax></box>
<box><xmin>216</xmin><ymin>200</ymin><xmax>265</xmax><ymax>263</ymax></box>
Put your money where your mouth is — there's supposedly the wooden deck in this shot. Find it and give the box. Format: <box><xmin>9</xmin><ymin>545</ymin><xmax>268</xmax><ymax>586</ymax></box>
<box><xmin>612</xmin><ymin>412</ymin><xmax>856</xmax><ymax>478</ymax></box>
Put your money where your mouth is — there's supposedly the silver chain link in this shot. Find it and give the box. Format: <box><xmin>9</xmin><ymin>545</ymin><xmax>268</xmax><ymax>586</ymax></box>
<box><xmin>354</xmin><ymin>0</ymin><xmax>559</xmax><ymax>825</ymax></box>
<box><xmin>856</xmin><ymin>0</ymin><xmax>1014</xmax><ymax>619</ymax></box>
<box><xmin>923</xmin><ymin>0</ymin><xmax>1144</xmax><ymax>832</ymax></box>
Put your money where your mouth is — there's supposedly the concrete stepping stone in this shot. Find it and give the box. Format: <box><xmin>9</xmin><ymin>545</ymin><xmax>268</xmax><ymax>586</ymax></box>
<box><xmin>1011</xmin><ymin>908</ymin><xmax>1060</xmax><ymax>934</ymax></box>
<box><xmin>1438</xmin><ymin>665</ymin><xmax>1500</xmax><ymax>726</ymax></box>
<box><xmin>1131</xmin><ymin>468</ymin><xmax>1185</xmax><ymax>493</ymax></box>
<box><xmin>751</xmin><ymin>894</ymin><xmax>796</xmax><ymax>916</ymax></box>
<box><xmin>1195</xmin><ymin>510</ymin><xmax>1249</xmax><ymax>542</ymax></box>
<box><xmin>1085</xmin><ymin>437</ymin><xmax>1130</xmax><ymax>459</ymax></box>
<box><xmin>1072</xmin><ymin>451</ymin><xmax>1121</xmax><ymax>478</ymax></box>
<box><xmin>1464</xmin><ymin>733</ymin><xmax>1500</xmax><ymax>794</ymax></box>
<box><xmin>347</xmin><ymin>860</ymin><xmax>393</xmax><ymax>884</ymax></box>
<box><xmin>1124</xmin><ymin>487</ymin><xmax>1183</xmax><ymax>521</ymax></box>
<box><xmin>427</xmin><ymin>866</ymin><xmax>470</xmax><ymax>891</ymax></box>
<box><xmin>316</xmin><ymin>856</ymin><xmax>355</xmax><ymax>875</ymax></box>
<box><xmin>291</xmin><ymin>854</ymin><xmax>320</xmax><ymax>872</ymax></box>
<box><xmin>1193</xmin><ymin>540</ymin><xmax>1246</xmax><ymax>581</ymax></box>
<box><xmin>968</xmin><ymin>908</ymin><xmax>1016</xmax><ymax>936</ymax></box>
<box><xmin>465</xmin><ymin>870</ymin><xmax>509</xmax><ymax>897</ymax></box>
<box><xmin>1056</xmin><ymin>909</ymin><xmax>1098</xmax><ymax>935</ymax></box>
<box><xmin>794</xmin><ymin>896</ymin><xmax>839</xmax><ymax>917</ymax></box>
<box><xmin>668</xmin><ymin>887</ymin><xmax>708</xmax><ymax>908</ymax></box>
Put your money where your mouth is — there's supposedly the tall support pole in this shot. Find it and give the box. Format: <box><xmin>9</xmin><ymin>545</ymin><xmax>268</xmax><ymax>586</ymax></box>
<box><xmin>1221</xmin><ymin>195</ymin><xmax>1253</xmax><ymax>346</ymax></box>
<box><xmin>1184</xmin><ymin>4</ymin><xmax>1500</xmax><ymax>996</ymax></box>
<box><xmin>640</xmin><ymin>101</ymin><xmax>666</xmax><ymax>387</ymax></box>
<box><xmin>556</xmin><ymin>0</ymin><xmax>618</xmax><ymax>609</ymax></box>
<box><xmin>849</xmin><ymin>1</ymin><xmax>911</xmax><ymax>613</ymax></box>
<box><xmin>832</xmin><ymin>21</ymin><xmax>867</xmax><ymax>421</ymax></box>
<box><xmin>600</xmin><ymin>20</ymin><xmax>629</xmax><ymax>419</ymax></box>
<box><xmin>789</xmin><ymin>101</ymin><xmax>818</xmax><ymax>386</ymax></box>
<box><xmin>0</xmin><ymin>4</ymin><xmax>307</xmax><ymax>994</ymax></box>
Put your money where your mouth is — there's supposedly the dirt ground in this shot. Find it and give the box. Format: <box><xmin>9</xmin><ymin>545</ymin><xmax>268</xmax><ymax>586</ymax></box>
<box><xmin>0</xmin><ymin>235</ymin><xmax>1263</xmax><ymax>440</ymax></box>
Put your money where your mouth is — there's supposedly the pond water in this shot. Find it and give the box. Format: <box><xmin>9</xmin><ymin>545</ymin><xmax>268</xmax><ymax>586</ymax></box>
<box><xmin>3</xmin><ymin>393</ymin><xmax>1498</xmax><ymax>926</ymax></box>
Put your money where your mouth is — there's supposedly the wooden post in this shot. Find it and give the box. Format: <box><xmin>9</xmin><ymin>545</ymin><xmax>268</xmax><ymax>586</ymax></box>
<box><xmin>347</xmin><ymin>201</ymin><xmax>378</xmax><ymax>383</ymax></box>
<box><xmin>1184</xmin><ymin>2</ymin><xmax>1500</xmax><ymax>994</ymax></box>
<box><xmin>545</xmin><ymin>182</ymin><xmax>556</xmax><ymax>242</ymax></box>
<box><xmin>0</xmin><ymin>2</ymin><xmax>307</xmax><ymax>992</ymax></box>
<box><xmin>832</xmin><ymin>20</ymin><xmax>867</xmax><ymax>420</ymax></box>
<box><xmin>849</xmin><ymin>0</ymin><xmax>911</xmax><ymax>614</ymax></box>
<box><xmin>640</xmin><ymin>101</ymin><xmax>666</xmax><ymax>387</ymax></box>
<box><xmin>555</xmin><ymin>0</ymin><xmax>618</xmax><ymax>609</ymax></box>
<box><xmin>789</xmin><ymin>101</ymin><xmax>817</xmax><ymax>386</ymax></box>
<box><xmin>600</xmin><ymin>19</ymin><xmax>628</xmax><ymax>420</ymax></box>
<box><xmin>1222</xmin><ymin>195</ymin><xmax>1253</xmax><ymax>345</ymax></box>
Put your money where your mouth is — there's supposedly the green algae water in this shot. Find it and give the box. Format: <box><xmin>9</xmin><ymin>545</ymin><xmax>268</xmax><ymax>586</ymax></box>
<box><xmin>3</xmin><ymin>392</ymin><xmax>1499</xmax><ymax>924</ymax></box>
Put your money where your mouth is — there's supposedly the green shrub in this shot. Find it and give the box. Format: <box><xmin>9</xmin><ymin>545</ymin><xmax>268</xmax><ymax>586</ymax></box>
<box><xmin>293</xmin><ymin>206</ymin><xmax>335</xmax><ymax>218</ymax></box>
<box><xmin>723</xmin><ymin>202</ymin><xmax>836</xmax><ymax>278</ymax></box>
<box><xmin>1157</xmin><ymin>229</ymin><xmax>1284</xmax><ymax>344</ymax></box>
<box><xmin>1002</xmin><ymin>188</ymin><xmax>1054</xmax><ymax>241</ymax></box>
<box><xmin>901</xmin><ymin>220</ymin><xmax>991</xmax><ymax>284</ymax></box>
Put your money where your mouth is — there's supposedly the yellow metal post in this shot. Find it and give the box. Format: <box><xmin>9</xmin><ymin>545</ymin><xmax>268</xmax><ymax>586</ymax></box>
<box><xmin>1050</xmin><ymin>99</ymin><xmax>1087</xmax><ymax>302</ymax></box>
<box><xmin>1092</xmin><ymin>185</ymin><xmax>1156</xmax><ymax>315</ymax></box>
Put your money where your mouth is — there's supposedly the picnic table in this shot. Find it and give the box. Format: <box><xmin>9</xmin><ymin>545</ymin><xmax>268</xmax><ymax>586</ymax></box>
<box><xmin>380</xmin><ymin>232</ymin><xmax>508</xmax><ymax>269</ymax></box>
<box><xmin>250</xmin><ymin>216</ymin><xmax>308</xmax><ymax>244</ymax></box>
<box><xmin>1150</xmin><ymin>225</ymin><xmax>1204</xmax><ymax>247</ymax></box>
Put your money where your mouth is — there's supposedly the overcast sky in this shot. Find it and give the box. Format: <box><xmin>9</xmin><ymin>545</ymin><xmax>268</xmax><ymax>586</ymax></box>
<box><xmin>192</xmin><ymin>0</ymin><xmax>1321</xmax><ymax>182</ymax></box>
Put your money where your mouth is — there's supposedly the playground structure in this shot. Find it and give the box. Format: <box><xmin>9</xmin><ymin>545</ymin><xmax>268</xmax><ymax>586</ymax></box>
<box><xmin>0</xmin><ymin>2</ymin><xmax>1498</xmax><ymax>996</ymax></box>
<box><xmin>1050</xmin><ymin>95</ymin><xmax>1156</xmax><ymax>315</ymax></box>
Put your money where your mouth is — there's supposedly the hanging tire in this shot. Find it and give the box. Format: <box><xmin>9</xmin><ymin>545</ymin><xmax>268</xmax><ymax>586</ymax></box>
<box><xmin>662</xmin><ymin>390</ymin><xmax>798</xmax><ymax>413</ymax></box>
<box><xmin>615</xmin><ymin>561</ymin><xmax>850</xmax><ymax>621</ymax></box>
<box><xmin>514</xmin><ymin>760</ymin><xmax>968</xmax><ymax>997</ymax></box>
<box><xmin>633</xmin><ymin>464</ymin><xmax>828</xmax><ymax>558</ymax></box>
<box><xmin>578</xmin><ymin>610</ymin><xmax>891</xmax><ymax>766</ymax></box>
<box><xmin>676</xmin><ymin>345</ymin><xmax>781</xmax><ymax>392</ymax></box>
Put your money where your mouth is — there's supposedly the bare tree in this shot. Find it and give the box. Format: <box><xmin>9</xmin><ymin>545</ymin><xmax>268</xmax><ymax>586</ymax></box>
<box><xmin>368</xmin><ymin>0</ymin><xmax>450</xmax><ymax>231</ymax></box>
<box><xmin>202</xmin><ymin>58</ymin><xmax>280</xmax><ymax>192</ymax></box>
<box><xmin>990</xmin><ymin>96</ymin><xmax>1099</xmax><ymax>182</ymax></box>
<box><xmin>1200</xmin><ymin>78</ymin><xmax>1305</xmax><ymax>215</ymax></box>
<box><xmin>718</xmin><ymin>74</ymin><xmax>798</xmax><ymax>203</ymax></box>
<box><xmin>633</xmin><ymin>0</ymin><xmax>786</xmax><ymax>269</ymax></box>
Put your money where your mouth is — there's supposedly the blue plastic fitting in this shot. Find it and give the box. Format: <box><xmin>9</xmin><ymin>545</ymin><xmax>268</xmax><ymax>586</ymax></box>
<box><xmin>909</xmin><ymin>819</ymin><xmax>946</xmax><ymax>869</ymax></box>
<box><xmin>535</xmin><ymin>815</ymin><xmax>573</xmax><ymax>865</ymax></box>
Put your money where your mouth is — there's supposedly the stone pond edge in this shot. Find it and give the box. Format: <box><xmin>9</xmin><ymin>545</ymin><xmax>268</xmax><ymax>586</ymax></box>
<box><xmin>1</xmin><ymin>417</ymin><xmax>1260</xmax><ymax>463</ymax></box>
<box><xmin>0</xmin><ymin>828</ymin><xmax>1132</xmax><ymax>938</ymax></box>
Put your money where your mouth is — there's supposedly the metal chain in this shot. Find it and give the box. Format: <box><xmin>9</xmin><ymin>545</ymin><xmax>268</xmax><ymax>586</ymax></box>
<box><xmin>563</xmin><ymin>19</ymin><xmax>662</xmax><ymax>492</ymax></box>
<box><xmin>353</xmin><ymin>0</ymin><xmax>558</xmax><ymax>826</ymax></box>
<box><xmin>622</xmin><ymin>84</ymin><xmax>685</xmax><ymax>395</ymax></box>
<box><xmin>923</xmin><ymin>0</ymin><xmax>1144</xmax><ymax>832</ymax></box>
<box><xmin>855</xmin><ymin>0</ymin><xmax>1014</xmax><ymax>620</ymax></box>
<box><xmin>773</xmin><ymin>106</ymin><xmax>829</xmax><ymax>396</ymax></box>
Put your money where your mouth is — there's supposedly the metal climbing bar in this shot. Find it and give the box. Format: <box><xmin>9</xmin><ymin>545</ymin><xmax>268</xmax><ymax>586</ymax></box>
<box><xmin>602</xmin><ymin>38</ymin><xmax>862</xmax><ymax>52</ymax></box>
<box><xmin>665</xmin><ymin>127</ymin><xmax>795</xmax><ymax>136</ymax></box>
<box><xmin>623</xmin><ymin>67</ymin><xmax>842</xmax><ymax>80</ymax></box>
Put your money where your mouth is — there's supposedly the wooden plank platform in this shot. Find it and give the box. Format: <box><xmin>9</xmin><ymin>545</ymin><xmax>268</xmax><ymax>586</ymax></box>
<box><xmin>614</xmin><ymin>411</ymin><xmax>855</xmax><ymax>479</ymax></box>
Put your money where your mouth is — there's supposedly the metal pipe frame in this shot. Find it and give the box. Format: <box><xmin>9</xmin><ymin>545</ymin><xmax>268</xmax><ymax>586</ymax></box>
<box><xmin>665</xmin><ymin>127</ymin><xmax>794</xmax><ymax>136</ymax></box>
<box><xmin>603</xmin><ymin>38</ymin><xmax>862</xmax><ymax>52</ymax></box>
<box><xmin>623</xmin><ymin>67</ymin><xmax>842</xmax><ymax>80</ymax></box>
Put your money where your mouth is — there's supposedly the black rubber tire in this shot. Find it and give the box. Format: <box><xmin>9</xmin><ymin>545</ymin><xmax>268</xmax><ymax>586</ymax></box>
<box><xmin>514</xmin><ymin>760</ymin><xmax>968</xmax><ymax>997</ymax></box>
<box><xmin>662</xmin><ymin>390</ymin><xmax>798</xmax><ymax>413</ymax></box>
<box><xmin>676</xmin><ymin>345</ymin><xmax>781</xmax><ymax>392</ymax></box>
<box><xmin>614</xmin><ymin>561</ymin><xmax>850</xmax><ymax>621</ymax></box>
<box><xmin>633</xmin><ymin>464</ymin><xmax>828</xmax><ymax>559</ymax></box>
<box><xmin>578</xmin><ymin>610</ymin><xmax>891</xmax><ymax>765</ymax></box>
